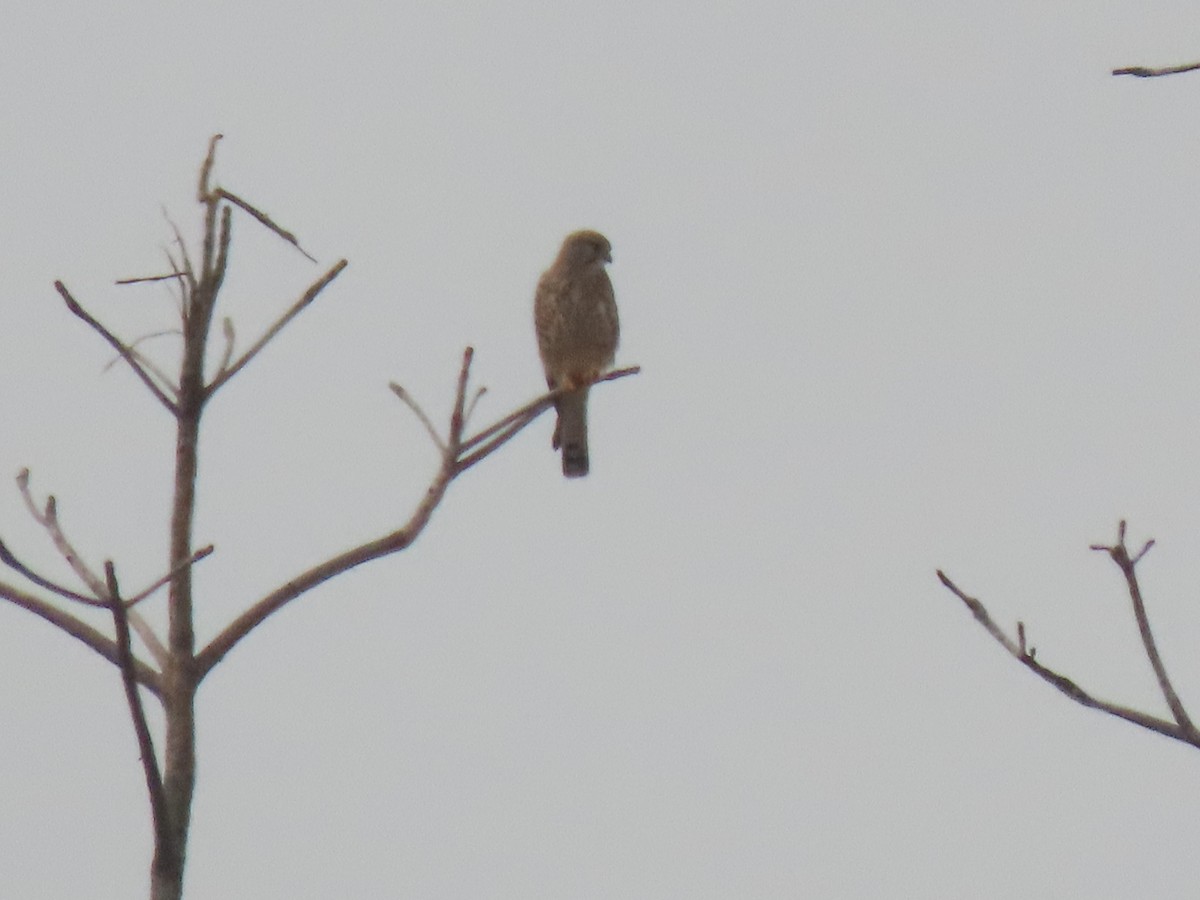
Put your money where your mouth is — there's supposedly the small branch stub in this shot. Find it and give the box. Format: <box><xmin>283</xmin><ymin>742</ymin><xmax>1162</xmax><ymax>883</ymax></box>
<box><xmin>1113</xmin><ymin>61</ymin><xmax>1200</xmax><ymax>78</ymax></box>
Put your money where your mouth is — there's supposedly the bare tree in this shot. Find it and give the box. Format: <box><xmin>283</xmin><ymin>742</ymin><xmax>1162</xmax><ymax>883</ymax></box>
<box><xmin>0</xmin><ymin>135</ymin><xmax>638</xmax><ymax>899</ymax></box>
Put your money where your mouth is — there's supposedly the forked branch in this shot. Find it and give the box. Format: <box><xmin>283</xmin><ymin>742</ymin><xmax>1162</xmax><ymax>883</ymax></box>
<box><xmin>1088</xmin><ymin>521</ymin><xmax>1195</xmax><ymax>736</ymax></box>
<box><xmin>456</xmin><ymin>365</ymin><xmax>641</xmax><ymax>472</ymax></box>
<box><xmin>206</xmin><ymin>259</ymin><xmax>348</xmax><ymax>394</ymax></box>
<box><xmin>194</xmin><ymin>351</ymin><xmax>639</xmax><ymax>677</ymax></box>
<box><xmin>0</xmin><ymin>578</ymin><xmax>162</xmax><ymax>695</ymax></box>
<box><xmin>939</xmin><ymin>520</ymin><xmax>1200</xmax><ymax>748</ymax></box>
<box><xmin>0</xmin><ymin>467</ymin><xmax>213</xmax><ymax>681</ymax></box>
<box><xmin>54</xmin><ymin>282</ymin><xmax>179</xmax><ymax>414</ymax></box>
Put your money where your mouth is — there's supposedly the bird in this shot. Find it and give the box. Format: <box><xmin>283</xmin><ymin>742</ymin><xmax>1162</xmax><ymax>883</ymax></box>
<box><xmin>533</xmin><ymin>229</ymin><xmax>621</xmax><ymax>478</ymax></box>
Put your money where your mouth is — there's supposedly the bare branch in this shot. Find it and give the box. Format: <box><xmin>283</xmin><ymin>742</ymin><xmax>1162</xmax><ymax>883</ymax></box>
<box><xmin>106</xmin><ymin>562</ymin><xmax>168</xmax><ymax>845</ymax></box>
<box><xmin>454</xmin><ymin>416</ymin><xmax>535</xmax><ymax>475</ymax></box>
<box><xmin>54</xmin><ymin>281</ymin><xmax>180</xmax><ymax>415</ymax></box>
<box><xmin>196</xmin><ymin>352</ymin><xmax>638</xmax><ymax>676</ymax></box>
<box><xmin>127</xmin><ymin>610</ymin><xmax>168</xmax><ymax>668</ymax></box>
<box><xmin>100</xmin><ymin>331</ymin><xmax>182</xmax><ymax>402</ymax></box>
<box><xmin>458</xmin><ymin>389</ymin><xmax>553</xmax><ymax>457</ymax></box>
<box><xmin>937</xmin><ymin>570</ymin><xmax>1193</xmax><ymax>744</ymax></box>
<box><xmin>593</xmin><ymin>364</ymin><xmax>642</xmax><ymax>384</ymax></box>
<box><xmin>214</xmin><ymin>188</ymin><xmax>318</xmax><ymax>263</ymax></box>
<box><xmin>448</xmin><ymin>346</ymin><xmax>474</xmax><ymax>454</ymax></box>
<box><xmin>4</xmin><ymin>472</ymin><xmax>192</xmax><ymax>670</ymax></box>
<box><xmin>389</xmin><ymin>382</ymin><xmax>447</xmax><ymax>454</ymax></box>
<box><xmin>464</xmin><ymin>386</ymin><xmax>488</xmax><ymax>424</ymax></box>
<box><xmin>210</xmin><ymin>205</ymin><xmax>233</xmax><ymax>300</ymax></box>
<box><xmin>198</xmin><ymin>133</ymin><xmax>223</xmax><ymax>202</ymax></box>
<box><xmin>125</xmin><ymin>545</ymin><xmax>214</xmax><ymax>608</ymax></box>
<box><xmin>1089</xmin><ymin>521</ymin><xmax>1196</xmax><ymax>737</ymax></box>
<box><xmin>115</xmin><ymin>273</ymin><xmax>188</xmax><ymax>286</ymax></box>
<box><xmin>1113</xmin><ymin>61</ymin><xmax>1200</xmax><ymax>78</ymax></box>
<box><xmin>0</xmin><ymin>578</ymin><xmax>161</xmax><ymax>695</ymax></box>
<box><xmin>0</xmin><ymin>537</ymin><xmax>102</xmax><ymax>606</ymax></box>
<box><xmin>460</xmin><ymin>365</ymin><xmax>640</xmax><ymax>456</ymax></box>
<box><xmin>937</xmin><ymin>569</ymin><xmax>1023</xmax><ymax>659</ymax></box>
<box><xmin>454</xmin><ymin>364</ymin><xmax>641</xmax><ymax>473</ymax></box>
<box><xmin>17</xmin><ymin>469</ymin><xmax>109</xmax><ymax>602</ymax></box>
<box><xmin>164</xmin><ymin>212</ymin><xmax>197</xmax><ymax>295</ymax></box>
<box><xmin>195</xmin><ymin>448</ymin><xmax>458</xmax><ymax>679</ymax></box>
<box><xmin>1132</xmin><ymin>539</ymin><xmax>1156</xmax><ymax>565</ymax></box>
<box><xmin>216</xmin><ymin>317</ymin><xmax>235</xmax><ymax>376</ymax></box>
<box><xmin>205</xmin><ymin>259</ymin><xmax>348</xmax><ymax>395</ymax></box>
<box><xmin>194</xmin><ymin>351</ymin><xmax>472</xmax><ymax>678</ymax></box>
<box><xmin>198</xmin><ymin>154</ymin><xmax>221</xmax><ymax>284</ymax></box>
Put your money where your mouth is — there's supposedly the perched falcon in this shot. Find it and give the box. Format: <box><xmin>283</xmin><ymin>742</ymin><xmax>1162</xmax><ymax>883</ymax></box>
<box><xmin>534</xmin><ymin>230</ymin><xmax>621</xmax><ymax>478</ymax></box>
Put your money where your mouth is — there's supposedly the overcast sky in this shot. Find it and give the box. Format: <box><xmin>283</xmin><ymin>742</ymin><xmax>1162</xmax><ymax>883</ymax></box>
<box><xmin>4</xmin><ymin>2</ymin><xmax>1200</xmax><ymax>897</ymax></box>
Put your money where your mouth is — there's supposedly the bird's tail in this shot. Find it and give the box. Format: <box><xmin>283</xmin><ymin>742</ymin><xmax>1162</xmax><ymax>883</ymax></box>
<box><xmin>553</xmin><ymin>388</ymin><xmax>590</xmax><ymax>478</ymax></box>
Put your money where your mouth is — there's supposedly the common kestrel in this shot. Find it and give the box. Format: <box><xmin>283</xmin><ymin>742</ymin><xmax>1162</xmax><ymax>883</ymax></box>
<box><xmin>534</xmin><ymin>229</ymin><xmax>621</xmax><ymax>478</ymax></box>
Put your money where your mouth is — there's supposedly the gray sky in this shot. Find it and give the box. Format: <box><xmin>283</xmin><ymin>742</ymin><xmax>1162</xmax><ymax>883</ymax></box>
<box><xmin>3</xmin><ymin>2</ymin><xmax>1200</xmax><ymax>897</ymax></box>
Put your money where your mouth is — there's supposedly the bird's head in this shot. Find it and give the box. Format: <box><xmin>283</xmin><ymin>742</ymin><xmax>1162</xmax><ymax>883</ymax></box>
<box><xmin>560</xmin><ymin>229</ymin><xmax>612</xmax><ymax>268</ymax></box>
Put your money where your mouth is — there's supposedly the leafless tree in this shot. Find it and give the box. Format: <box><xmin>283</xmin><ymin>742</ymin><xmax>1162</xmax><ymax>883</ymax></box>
<box><xmin>0</xmin><ymin>135</ymin><xmax>638</xmax><ymax>900</ymax></box>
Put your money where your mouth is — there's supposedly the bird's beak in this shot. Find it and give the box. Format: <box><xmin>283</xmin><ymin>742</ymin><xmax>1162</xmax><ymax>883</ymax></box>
<box><xmin>604</xmin><ymin>250</ymin><xmax>613</xmax><ymax>263</ymax></box>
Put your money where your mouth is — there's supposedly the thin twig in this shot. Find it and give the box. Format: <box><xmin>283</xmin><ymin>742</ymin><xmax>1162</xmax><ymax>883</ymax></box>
<box><xmin>54</xmin><ymin>282</ymin><xmax>179</xmax><ymax>414</ymax></box>
<box><xmin>215</xmin><ymin>188</ymin><xmax>318</xmax><ymax>263</ymax></box>
<box><xmin>0</xmin><ymin>537</ymin><xmax>102</xmax><ymax>605</ymax></box>
<box><xmin>124</xmin><ymin>545</ymin><xmax>214</xmax><ymax>608</ymax></box>
<box><xmin>0</xmin><ymin>579</ymin><xmax>161</xmax><ymax>695</ymax></box>
<box><xmin>457</xmin><ymin>390</ymin><xmax>554</xmax><ymax>456</ymax></box>
<box><xmin>196</xmin><ymin>352</ymin><xmax>636</xmax><ymax>677</ymax></box>
<box><xmin>1090</xmin><ymin>521</ymin><xmax>1195</xmax><ymax>736</ymax></box>
<box><xmin>198</xmin><ymin>139</ymin><xmax>222</xmax><ymax>282</ymax></box>
<box><xmin>1113</xmin><ymin>62</ymin><xmax>1200</xmax><ymax>78</ymax></box>
<box><xmin>456</xmin><ymin>365</ymin><xmax>641</xmax><ymax>472</ymax></box>
<box><xmin>205</xmin><ymin>259</ymin><xmax>348</xmax><ymax>395</ymax></box>
<box><xmin>464</xmin><ymin>386</ymin><xmax>488</xmax><ymax>424</ymax></box>
<box><xmin>108</xmin><ymin>329</ymin><xmax>181</xmax><ymax>354</ymax></box>
<box><xmin>127</xmin><ymin>610</ymin><xmax>169</xmax><ymax>668</ymax></box>
<box><xmin>454</xmin><ymin>418</ymin><xmax>533</xmax><ymax>474</ymax></box>
<box><xmin>198</xmin><ymin>133</ymin><xmax>223</xmax><ymax>202</ymax></box>
<box><xmin>458</xmin><ymin>365</ymin><xmax>641</xmax><ymax>456</ymax></box>
<box><xmin>116</xmin><ymin>273</ymin><xmax>188</xmax><ymax>286</ymax></box>
<box><xmin>162</xmin><ymin>245</ymin><xmax>189</xmax><ymax>325</ymax></box>
<box><xmin>195</xmin><ymin>442</ymin><xmax>459</xmax><ymax>678</ymax></box>
<box><xmin>938</xmin><ymin>569</ymin><xmax>1199</xmax><ymax>746</ymax></box>
<box><xmin>194</xmin><ymin>351</ymin><xmax>474</xmax><ymax>678</ymax></box>
<box><xmin>938</xmin><ymin>570</ymin><xmax>1023</xmax><ymax>658</ymax></box>
<box><xmin>106</xmin><ymin>562</ymin><xmax>168</xmax><ymax>846</ymax></box>
<box><xmin>216</xmin><ymin>318</ymin><xmax>236</xmax><ymax>376</ymax></box>
<box><xmin>100</xmin><ymin>332</ymin><xmax>182</xmax><ymax>401</ymax></box>
<box><xmin>17</xmin><ymin>469</ymin><xmax>109</xmax><ymax>601</ymax></box>
<box><xmin>165</xmin><ymin>211</ymin><xmax>197</xmax><ymax>294</ymax></box>
<box><xmin>106</xmin><ymin>348</ymin><xmax>179</xmax><ymax>400</ymax></box>
<box><xmin>389</xmin><ymin>382</ymin><xmax>447</xmax><ymax>454</ymax></box>
<box><xmin>448</xmin><ymin>347</ymin><xmax>474</xmax><ymax>456</ymax></box>
<box><xmin>210</xmin><ymin>205</ymin><xmax>233</xmax><ymax>300</ymax></box>
<box><xmin>4</xmin><ymin>485</ymin><xmax>184</xmax><ymax>670</ymax></box>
